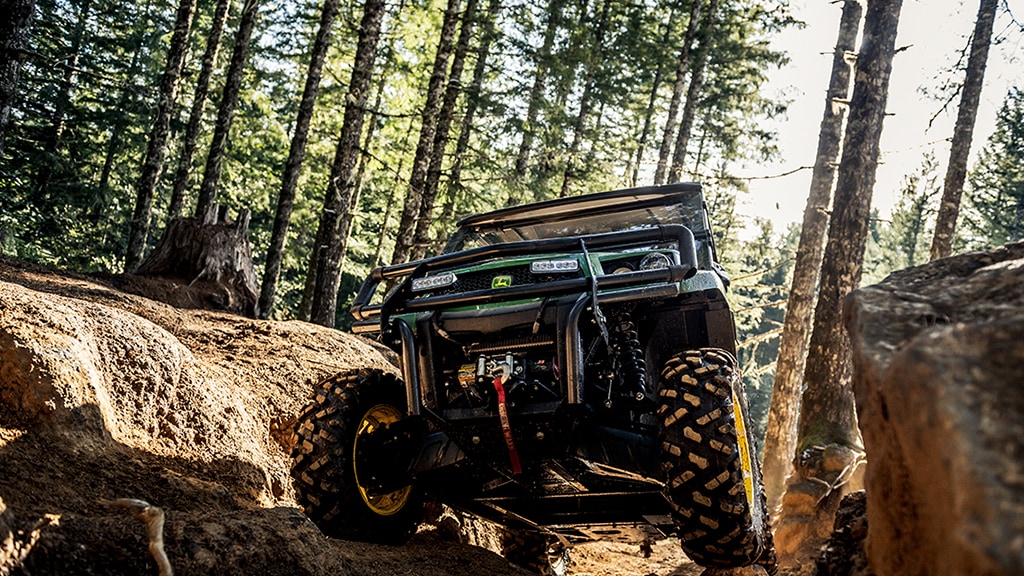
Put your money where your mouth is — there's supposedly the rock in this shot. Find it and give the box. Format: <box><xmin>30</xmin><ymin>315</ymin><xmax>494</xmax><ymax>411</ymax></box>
<box><xmin>814</xmin><ymin>491</ymin><xmax>871</xmax><ymax>576</ymax></box>
<box><xmin>845</xmin><ymin>241</ymin><xmax>1024</xmax><ymax>576</ymax></box>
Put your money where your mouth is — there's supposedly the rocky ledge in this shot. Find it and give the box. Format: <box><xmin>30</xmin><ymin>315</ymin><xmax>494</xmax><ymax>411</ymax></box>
<box><xmin>845</xmin><ymin>241</ymin><xmax>1024</xmax><ymax>576</ymax></box>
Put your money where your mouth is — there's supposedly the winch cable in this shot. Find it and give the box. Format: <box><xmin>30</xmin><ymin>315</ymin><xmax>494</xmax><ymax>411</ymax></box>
<box><xmin>493</xmin><ymin>372</ymin><xmax>523</xmax><ymax>475</ymax></box>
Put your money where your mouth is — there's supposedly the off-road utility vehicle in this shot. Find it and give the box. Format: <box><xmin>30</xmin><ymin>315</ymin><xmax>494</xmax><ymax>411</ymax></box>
<box><xmin>290</xmin><ymin>183</ymin><xmax>775</xmax><ymax>574</ymax></box>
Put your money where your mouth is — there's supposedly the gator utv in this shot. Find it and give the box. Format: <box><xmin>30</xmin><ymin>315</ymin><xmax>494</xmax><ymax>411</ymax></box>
<box><xmin>290</xmin><ymin>183</ymin><xmax>776</xmax><ymax>574</ymax></box>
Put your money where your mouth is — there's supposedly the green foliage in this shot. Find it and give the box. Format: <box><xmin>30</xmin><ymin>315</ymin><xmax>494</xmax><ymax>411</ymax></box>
<box><xmin>2</xmin><ymin>0</ymin><xmax>799</xmax><ymax>325</ymax></box>
<box><xmin>723</xmin><ymin>217</ymin><xmax>798</xmax><ymax>457</ymax></box>
<box><xmin>1</xmin><ymin>0</ymin><xmax>169</xmax><ymax>270</ymax></box>
<box><xmin>862</xmin><ymin>154</ymin><xmax>941</xmax><ymax>283</ymax></box>
<box><xmin>961</xmin><ymin>88</ymin><xmax>1024</xmax><ymax>249</ymax></box>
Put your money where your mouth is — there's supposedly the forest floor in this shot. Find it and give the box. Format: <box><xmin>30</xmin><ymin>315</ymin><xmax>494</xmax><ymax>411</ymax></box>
<box><xmin>0</xmin><ymin>256</ymin><xmax>711</xmax><ymax>575</ymax></box>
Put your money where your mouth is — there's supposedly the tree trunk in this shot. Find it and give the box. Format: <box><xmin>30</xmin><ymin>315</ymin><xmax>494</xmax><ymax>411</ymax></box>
<box><xmin>410</xmin><ymin>0</ymin><xmax>479</xmax><ymax>262</ymax></box>
<box><xmin>929</xmin><ymin>0</ymin><xmax>998</xmax><ymax>260</ymax></box>
<box><xmin>373</xmin><ymin>153</ymin><xmax>407</xmax><ymax>268</ymax></box>
<box><xmin>167</xmin><ymin>0</ymin><xmax>233</xmax><ymax>220</ymax></box>
<box><xmin>560</xmin><ymin>0</ymin><xmax>611</xmax><ymax>198</ymax></box>
<box><xmin>335</xmin><ymin>76</ymin><xmax>386</xmax><ymax>276</ymax></box>
<box><xmin>193</xmin><ymin>0</ymin><xmax>261</xmax><ymax>223</ymax></box>
<box><xmin>389</xmin><ymin>0</ymin><xmax>461</xmax><ymax>266</ymax></box>
<box><xmin>125</xmin><ymin>0</ymin><xmax>198</xmax><ymax>272</ymax></box>
<box><xmin>775</xmin><ymin>0</ymin><xmax>903</xmax><ymax>570</ymax></box>
<box><xmin>630</xmin><ymin>67</ymin><xmax>663</xmax><ymax>187</ymax></box>
<box><xmin>99</xmin><ymin>24</ymin><xmax>150</xmax><ymax>193</ymax></box>
<box><xmin>511</xmin><ymin>0</ymin><xmax>566</xmax><ymax>203</ymax></box>
<box><xmin>257</xmin><ymin>0</ymin><xmax>339</xmax><ymax>319</ymax></box>
<box><xmin>307</xmin><ymin>0</ymin><xmax>387</xmax><ymax>327</ymax></box>
<box><xmin>0</xmin><ymin>0</ymin><xmax>36</xmax><ymax>157</ymax></box>
<box><xmin>434</xmin><ymin>0</ymin><xmax>500</xmax><ymax>252</ymax></box>
<box><xmin>667</xmin><ymin>0</ymin><xmax>717</xmax><ymax>184</ymax></box>
<box><xmin>33</xmin><ymin>0</ymin><xmax>92</xmax><ymax>196</ymax></box>
<box><xmin>653</xmin><ymin>0</ymin><xmax>702</xmax><ymax>186</ymax></box>
<box><xmin>628</xmin><ymin>8</ymin><xmax>675</xmax><ymax>187</ymax></box>
<box><xmin>136</xmin><ymin>206</ymin><xmax>259</xmax><ymax>317</ymax></box>
<box><xmin>763</xmin><ymin>0</ymin><xmax>863</xmax><ymax>515</ymax></box>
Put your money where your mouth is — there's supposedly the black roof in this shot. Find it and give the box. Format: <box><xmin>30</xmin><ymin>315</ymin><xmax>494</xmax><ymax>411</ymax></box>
<box><xmin>456</xmin><ymin>182</ymin><xmax>704</xmax><ymax>229</ymax></box>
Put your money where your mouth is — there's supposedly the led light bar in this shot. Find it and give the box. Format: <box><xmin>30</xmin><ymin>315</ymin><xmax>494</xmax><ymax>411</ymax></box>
<box><xmin>530</xmin><ymin>259</ymin><xmax>580</xmax><ymax>273</ymax></box>
<box><xmin>411</xmin><ymin>272</ymin><xmax>458</xmax><ymax>292</ymax></box>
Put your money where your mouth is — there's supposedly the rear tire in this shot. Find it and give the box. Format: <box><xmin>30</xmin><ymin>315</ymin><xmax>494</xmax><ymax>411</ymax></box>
<box><xmin>290</xmin><ymin>369</ymin><xmax>424</xmax><ymax>543</ymax></box>
<box><xmin>657</xmin><ymin>349</ymin><xmax>775</xmax><ymax>571</ymax></box>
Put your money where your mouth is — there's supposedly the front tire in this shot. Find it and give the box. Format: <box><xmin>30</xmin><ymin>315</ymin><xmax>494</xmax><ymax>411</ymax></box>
<box><xmin>290</xmin><ymin>369</ymin><xmax>424</xmax><ymax>543</ymax></box>
<box><xmin>657</xmin><ymin>349</ymin><xmax>775</xmax><ymax>572</ymax></box>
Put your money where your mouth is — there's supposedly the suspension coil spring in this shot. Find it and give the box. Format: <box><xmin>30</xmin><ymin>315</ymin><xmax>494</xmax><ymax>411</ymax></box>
<box><xmin>611</xmin><ymin>310</ymin><xmax>647</xmax><ymax>401</ymax></box>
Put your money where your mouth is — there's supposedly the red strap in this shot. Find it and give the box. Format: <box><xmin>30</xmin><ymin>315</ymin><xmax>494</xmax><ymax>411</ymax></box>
<box><xmin>493</xmin><ymin>376</ymin><xmax>522</xmax><ymax>475</ymax></box>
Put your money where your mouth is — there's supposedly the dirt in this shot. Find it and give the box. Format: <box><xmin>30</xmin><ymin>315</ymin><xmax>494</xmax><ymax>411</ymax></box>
<box><xmin>0</xmin><ymin>256</ymin><xmax>703</xmax><ymax>576</ymax></box>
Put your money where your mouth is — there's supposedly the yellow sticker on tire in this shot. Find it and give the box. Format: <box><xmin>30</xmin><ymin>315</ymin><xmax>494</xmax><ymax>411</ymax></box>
<box><xmin>731</xmin><ymin>392</ymin><xmax>755</xmax><ymax>510</ymax></box>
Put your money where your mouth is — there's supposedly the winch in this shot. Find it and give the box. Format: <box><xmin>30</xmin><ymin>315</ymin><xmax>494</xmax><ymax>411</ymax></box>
<box><xmin>447</xmin><ymin>352</ymin><xmax>560</xmax><ymax>409</ymax></box>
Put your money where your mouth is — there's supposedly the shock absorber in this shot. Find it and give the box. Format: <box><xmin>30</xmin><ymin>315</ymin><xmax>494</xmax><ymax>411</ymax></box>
<box><xmin>611</xmin><ymin>309</ymin><xmax>647</xmax><ymax>402</ymax></box>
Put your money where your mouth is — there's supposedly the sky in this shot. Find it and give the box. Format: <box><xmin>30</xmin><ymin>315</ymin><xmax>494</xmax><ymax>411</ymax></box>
<box><xmin>735</xmin><ymin>0</ymin><xmax>1024</xmax><ymax>238</ymax></box>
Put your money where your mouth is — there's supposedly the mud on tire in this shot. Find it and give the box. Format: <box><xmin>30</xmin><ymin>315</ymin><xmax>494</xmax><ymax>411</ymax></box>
<box><xmin>290</xmin><ymin>369</ymin><xmax>424</xmax><ymax>543</ymax></box>
<box><xmin>657</xmin><ymin>348</ymin><xmax>775</xmax><ymax>572</ymax></box>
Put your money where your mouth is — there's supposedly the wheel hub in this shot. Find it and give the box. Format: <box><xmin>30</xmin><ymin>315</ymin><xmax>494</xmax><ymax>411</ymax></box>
<box><xmin>353</xmin><ymin>403</ymin><xmax>413</xmax><ymax>516</ymax></box>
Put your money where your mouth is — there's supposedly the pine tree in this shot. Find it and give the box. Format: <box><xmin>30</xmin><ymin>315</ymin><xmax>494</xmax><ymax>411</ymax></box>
<box><xmin>560</xmin><ymin>0</ymin><xmax>612</xmax><ymax>197</ymax></box>
<box><xmin>929</xmin><ymin>0</ymin><xmax>999</xmax><ymax>260</ymax></box>
<box><xmin>307</xmin><ymin>0</ymin><xmax>388</xmax><ymax>327</ymax></box>
<box><xmin>762</xmin><ymin>0</ymin><xmax>862</xmax><ymax>513</ymax></box>
<box><xmin>167</xmin><ymin>0</ymin><xmax>233</xmax><ymax>220</ymax></box>
<box><xmin>628</xmin><ymin>5</ymin><xmax>676</xmax><ymax>187</ymax></box>
<box><xmin>124</xmin><ymin>0</ymin><xmax>198</xmax><ymax>271</ymax></box>
<box><xmin>194</xmin><ymin>0</ymin><xmax>262</xmax><ymax>222</ymax></box>
<box><xmin>433</xmin><ymin>0</ymin><xmax>502</xmax><ymax>249</ymax></box>
<box><xmin>654</xmin><ymin>0</ymin><xmax>702</xmax><ymax>185</ymax></box>
<box><xmin>32</xmin><ymin>0</ymin><xmax>92</xmax><ymax>198</ymax></box>
<box><xmin>258</xmin><ymin>0</ymin><xmax>340</xmax><ymax>319</ymax></box>
<box><xmin>410</xmin><ymin>0</ymin><xmax>479</xmax><ymax>261</ymax></box>
<box><xmin>512</xmin><ymin>0</ymin><xmax>567</xmax><ymax>202</ymax></box>
<box><xmin>666</xmin><ymin>0</ymin><xmax>718</xmax><ymax>183</ymax></box>
<box><xmin>879</xmin><ymin>154</ymin><xmax>941</xmax><ymax>271</ymax></box>
<box><xmin>776</xmin><ymin>0</ymin><xmax>903</xmax><ymax>567</ymax></box>
<box><xmin>390</xmin><ymin>0</ymin><xmax>461</xmax><ymax>266</ymax></box>
<box><xmin>962</xmin><ymin>89</ymin><xmax>1024</xmax><ymax>247</ymax></box>
<box><xmin>0</xmin><ymin>0</ymin><xmax>36</xmax><ymax>156</ymax></box>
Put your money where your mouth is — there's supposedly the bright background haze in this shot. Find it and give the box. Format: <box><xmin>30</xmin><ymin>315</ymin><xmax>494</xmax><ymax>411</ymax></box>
<box><xmin>737</xmin><ymin>0</ymin><xmax>1024</xmax><ymax>238</ymax></box>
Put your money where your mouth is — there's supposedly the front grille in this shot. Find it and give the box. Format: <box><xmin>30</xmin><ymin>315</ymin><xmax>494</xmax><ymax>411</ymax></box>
<box><xmin>433</xmin><ymin>264</ymin><xmax>583</xmax><ymax>295</ymax></box>
<box><xmin>469</xmin><ymin>336</ymin><xmax>556</xmax><ymax>354</ymax></box>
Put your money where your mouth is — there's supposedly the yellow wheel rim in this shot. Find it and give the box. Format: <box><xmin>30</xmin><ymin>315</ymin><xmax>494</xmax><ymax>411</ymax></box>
<box><xmin>354</xmin><ymin>403</ymin><xmax>413</xmax><ymax>516</ymax></box>
<box><xmin>731</xmin><ymin>391</ymin><xmax>756</xmax><ymax>511</ymax></box>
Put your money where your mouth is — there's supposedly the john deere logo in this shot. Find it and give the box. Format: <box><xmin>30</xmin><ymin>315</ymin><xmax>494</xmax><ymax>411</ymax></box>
<box><xmin>492</xmin><ymin>275</ymin><xmax>512</xmax><ymax>289</ymax></box>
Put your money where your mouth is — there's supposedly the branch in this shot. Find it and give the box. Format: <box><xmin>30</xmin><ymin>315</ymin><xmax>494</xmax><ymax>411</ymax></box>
<box><xmin>103</xmin><ymin>499</ymin><xmax>173</xmax><ymax>576</ymax></box>
<box><xmin>735</xmin><ymin>299</ymin><xmax>787</xmax><ymax>313</ymax></box>
<box><xmin>925</xmin><ymin>32</ymin><xmax>972</xmax><ymax>129</ymax></box>
<box><xmin>737</xmin><ymin>327</ymin><xmax>783</xmax><ymax>350</ymax></box>
<box><xmin>737</xmin><ymin>165</ymin><xmax>813</xmax><ymax>181</ymax></box>
<box><xmin>747</xmin><ymin>360</ymin><xmax>777</xmax><ymax>379</ymax></box>
<box><xmin>731</xmin><ymin>257</ymin><xmax>795</xmax><ymax>283</ymax></box>
<box><xmin>1002</xmin><ymin>0</ymin><xmax>1023</xmax><ymax>31</ymax></box>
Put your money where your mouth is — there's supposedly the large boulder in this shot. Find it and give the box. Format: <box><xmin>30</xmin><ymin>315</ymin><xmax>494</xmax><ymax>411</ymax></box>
<box><xmin>845</xmin><ymin>241</ymin><xmax>1024</xmax><ymax>576</ymax></box>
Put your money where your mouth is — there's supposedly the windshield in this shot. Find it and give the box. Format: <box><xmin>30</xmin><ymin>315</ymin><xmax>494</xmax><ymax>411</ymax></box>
<box><xmin>444</xmin><ymin>185</ymin><xmax>709</xmax><ymax>253</ymax></box>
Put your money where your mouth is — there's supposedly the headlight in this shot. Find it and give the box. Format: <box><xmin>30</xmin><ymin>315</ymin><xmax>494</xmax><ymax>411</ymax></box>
<box><xmin>639</xmin><ymin>253</ymin><xmax>671</xmax><ymax>270</ymax></box>
<box><xmin>611</xmin><ymin>264</ymin><xmax>634</xmax><ymax>274</ymax></box>
<box><xmin>411</xmin><ymin>272</ymin><xmax>457</xmax><ymax>292</ymax></box>
<box><xmin>530</xmin><ymin>259</ymin><xmax>579</xmax><ymax>273</ymax></box>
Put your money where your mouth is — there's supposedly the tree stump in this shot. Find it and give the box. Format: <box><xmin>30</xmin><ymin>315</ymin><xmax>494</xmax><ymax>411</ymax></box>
<box><xmin>135</xmin><ymin>205</ymin><xmax>259</xmax><ymax>317</ymax></box>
